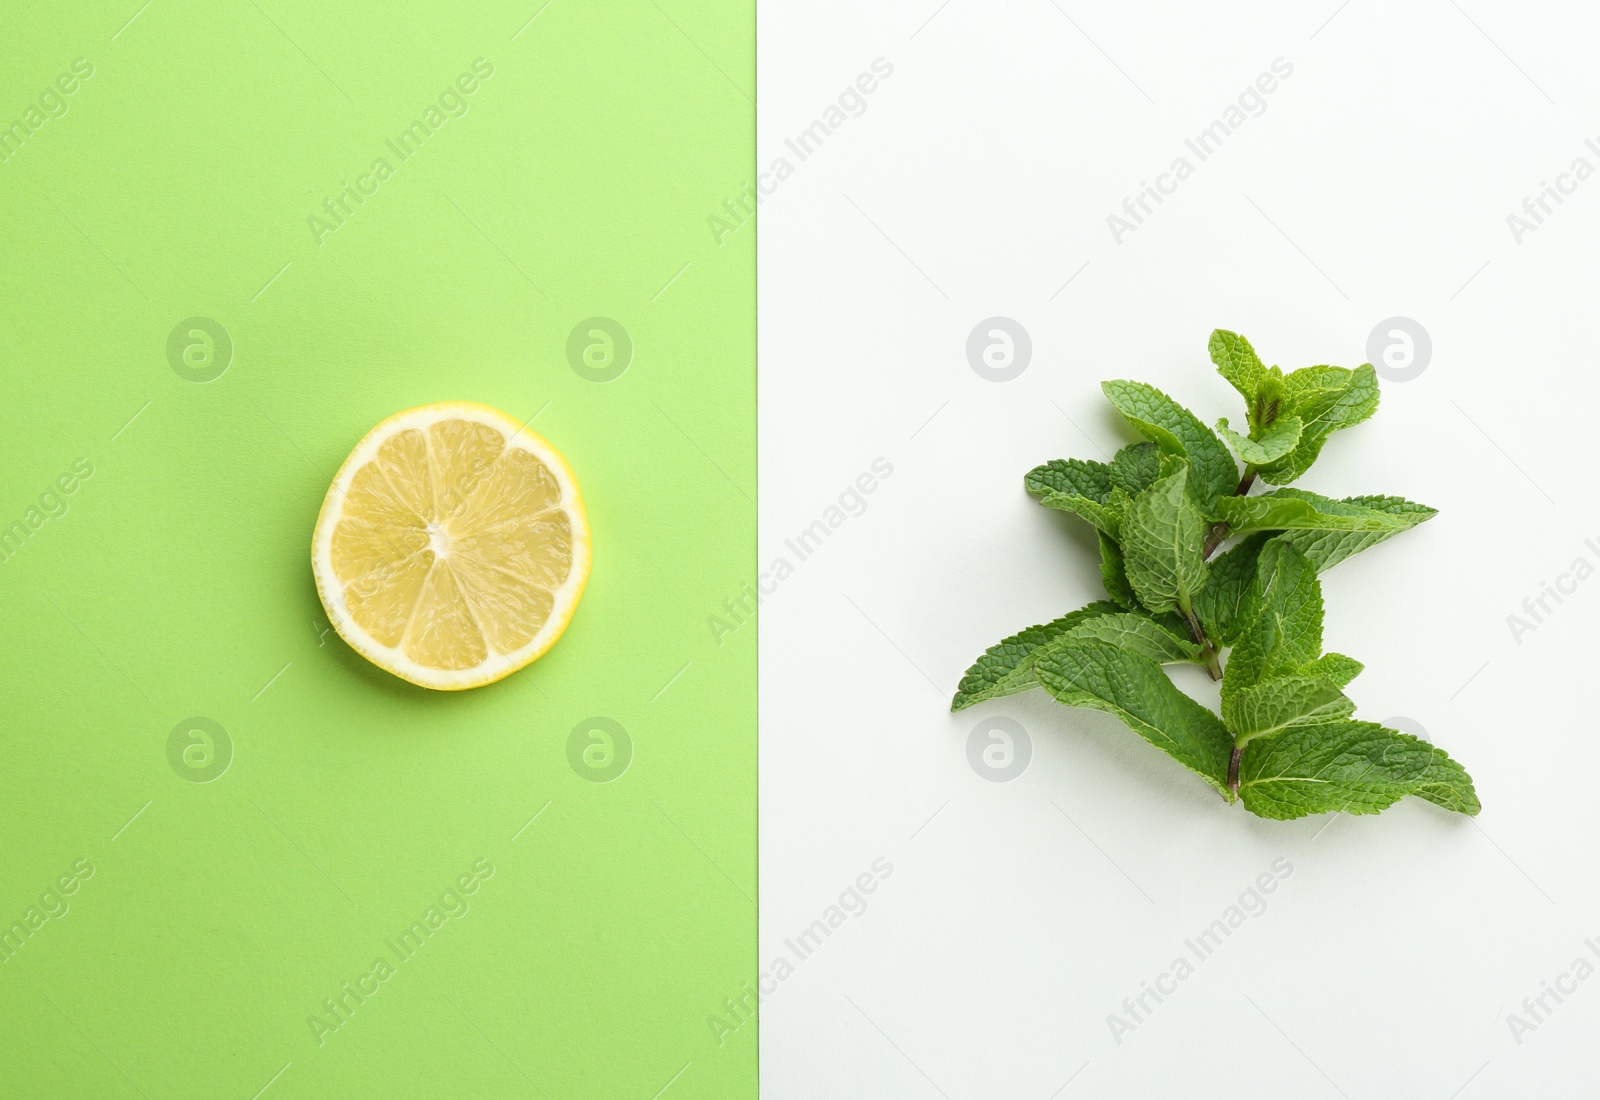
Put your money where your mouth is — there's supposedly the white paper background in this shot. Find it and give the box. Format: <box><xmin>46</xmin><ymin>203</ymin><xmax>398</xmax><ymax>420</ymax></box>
<box><xmin>758</xmin><ymin>1</ymin><xmax>1600</xmax><ymax>1095</ymax></box>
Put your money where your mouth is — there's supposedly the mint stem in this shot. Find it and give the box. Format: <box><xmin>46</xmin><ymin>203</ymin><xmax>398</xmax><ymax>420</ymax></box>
<box><xmin>1202</xmin><ymin>465</ymin><xmax>1258</xmax><ymax>559</ymax></box>
<box><xmin>1180</xmin><ymin>607</ymin><xmax>1223</xmax><ymax>680</ymax></box>
<box><xmin>1185</xmin><ymin>465</ymin><xmax>1263</xmax><ymax>680</ymax></box>
<box><xmin>1209</xmin><ymin>465</ymin><xmax>1260</xmax><ymax>802</ymax></box>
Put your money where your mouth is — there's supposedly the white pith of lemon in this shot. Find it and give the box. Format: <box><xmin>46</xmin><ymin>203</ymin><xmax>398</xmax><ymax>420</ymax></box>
<box><xmin>311</xmin><ymin>402</ymin><xmax>590</xmax><ymax>690</ymax></box>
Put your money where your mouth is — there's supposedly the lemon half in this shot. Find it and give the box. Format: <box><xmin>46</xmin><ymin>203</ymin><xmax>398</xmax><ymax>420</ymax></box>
<box><xmin>312</xmin><ymin>402</ymin><xmax>590</xmax><ymax>690</ymax></box>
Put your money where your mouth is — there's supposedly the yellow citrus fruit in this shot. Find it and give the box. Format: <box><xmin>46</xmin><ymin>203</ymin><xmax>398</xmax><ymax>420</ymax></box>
<box><xmin>311</xmin><ymin>402</ymin><xmax>590</xmax><ymax>690</ymax></box>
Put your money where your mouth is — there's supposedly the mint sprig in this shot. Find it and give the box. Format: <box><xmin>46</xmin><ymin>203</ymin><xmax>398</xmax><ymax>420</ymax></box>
<box><xmin>952</xmin><ymin>330</ymin><xmax>1479</xmax><ymax>820</ymax></box>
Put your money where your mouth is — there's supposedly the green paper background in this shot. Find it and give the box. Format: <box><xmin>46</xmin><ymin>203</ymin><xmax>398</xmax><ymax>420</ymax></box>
<box><xmin>0</xmin><ymin>2</ymin><xmax>755</xmax><ymax>1096</ymax></box>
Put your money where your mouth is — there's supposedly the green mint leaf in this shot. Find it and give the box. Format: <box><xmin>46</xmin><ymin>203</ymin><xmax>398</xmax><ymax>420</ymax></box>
<box><xmin>1209</xmin><ymin>329</ymin><xmax>1268</xmax><ymax>405</ymax></box>
<box><xmin>1191</xmin><ymin>533</ymin><xmax>1268</xmax><ymax>645</ymax></box>
<box><xmin>1098</xmin><ymin>533</ymin><xmax>1140</xmax><ymax>610</ymax></box>
<box><xmin>1119</xmin><ymin>463</ymin><xmax>1209</xmax><ymax>615</ymax></box>
<box><xmin>1214</xmin><ymin>416</ymin><xmax>1303</xmax><ymax>465</ymax></box>
<box><xmin>1296</xmin><ymin>651</ymin><xmax>1364</xmax><ymax>688</ymax></box>
<box><xmin>1343</xmin><ymin>493</ymin><xmax>1438</xmax><ymax>516</ymax></box>
<box><xmin>1282</xmin><ymin>363</ymin><xmax>1354</xmax><ymax>404</ymax></box>
<box><xmin>1239</xmin><ymin>721</ymin><xmax>1480</xmax><ymax>819</ymax></box>
<box><xmin>1221</xmin><ymin>673</ymin><xmax>1355</xmax><ymax>746</ymax></box>
<box><xmin>1039</xmin><ymin>486</ymin><xmax>1132</xmax><ymax>539</ymax></box>
<box><xmin>1101</xmin><ymin>380</ymin><xmax>1238</xmax><ymax>507</ymax></box>
<box><xmin>961</xmin><ymin>333</ymin><xmax>1479</xmax><ymax>820</ymax></box>
<box><xmin>1208</xmin><ymin>329</ymin><xmax>1288</xmax><ymax>436</ymax></box>
<box><xmin>1254</xmin><ymin>371</ymin><xmax>1287</xmax><ymax>436</ymax></box>
<box><xmin>1213</xmin><ymin>487</ymin><xmax>1431</xmax><ymax>535</ymax></box>
<box><xmin>1212</xmin><ymin>488</ymin><xmax>1435</xmax><ymax>571</ymax></box>
<box><xmin>1033</xmin><ymin>642</ymin><xmax>1233</xmax><ymax>794</ymax></box>
<box><xmin>1222</xmin><ymin>539</ymin><xmax>1323</xmax><ymax>702</ymax></box>
<box><xmin>1109</xmin><ymin>442</ymin><xmax>1162</xmax><ymax>497</ymax></box>
<box><xmin>1257</xmin><ymin>364</ymin><xmax>1380</xmax><ymax>484</ymax></box>
<box><xmin>1279</xmin><ymin>494</ymin><xmax>1438</xmax><ymax>572</ymax></box>
<box><xmin>1038</xmin><ymin>492</ymin><xmax>1117</xmax><ymax>536</ymax></box>
<box><xmin>1025</xmin><ymin>458</ymin><xmax>1112</xmax><ymax>502</ymax></box>
<box><xmin>1039</xmin><ymin>612</ymin><xmax>1203</xmax><ymax>665</ymax></box>
<box><xmin>951</xmin><ymin>601</ymin><xmax>1122</xmax><ymax>711</ymax></box>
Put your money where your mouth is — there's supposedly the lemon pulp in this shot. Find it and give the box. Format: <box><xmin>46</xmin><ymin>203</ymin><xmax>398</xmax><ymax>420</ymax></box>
<box><xmin>312</xmin><ymin>403</ymin><xmax>590</xmax><ymax>690</ymax></box>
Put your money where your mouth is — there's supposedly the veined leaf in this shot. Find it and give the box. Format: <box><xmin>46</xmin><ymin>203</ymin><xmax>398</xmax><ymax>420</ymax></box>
<box><xmin>1025</xmin><ymin>458</ymin><xmax>1112</xmax><ymax>502</ymax></box>
<box><xmin>1222</xmin><ymin>673</ymin><xmax>1355</xmax><ymax>746</ymax></box>
<box><xmin>1098</xmin><ymin>533</ymin><xmax>1139</xmax><ymax>610</ymax></box>
<box><xmin>1206</xmin><ymin>328</ymin><xmax>1293</xmax><ymax>437</ymax></box>
<box><xmin>1120</xmin><ymin>464</ymin><xmax>1210</xmax><ymax>615</ymax></box>
<box><xmin>1280</xmin><ymin>494</ymin><xmax>1438</xmax><ymax>572</ymax></box>
<box><xmin>1110</xmin><ymin>442</ymin><xmax>1162</xmax><ymax>497</ymax></box>
<box><xmin>1192</xmin><ymin>533</ymin><xmax>1269</xmax><ymax>645</ymax></box>
<box><xmin>1213</xmin><ymin>488</ymin><xmax>1434</xmax><ymax>539</ymax></box>
<box><xmin>1101</xmin><ymin>380</ymin><xmax>1238</xmax><ymax>507</ymax></box>
<box><xmin>1209</xmin><ymin>329</ymin><xmax>1268</xmax><ymax>405</ymax></box>
<box><xmin>1283</xmin><ymin>363</ymin><xmax>1356</xmax><ymax>405</ymax></box>
<box><xmin>1039</xmin><ymin>486</ymin><xmax>1132</xmax><ymax>538</ymax></box>
<box><xmin>1039</xmin><ymin>612</ymin><xmax>1202</xmax><ymax>665</ymax></box>
<box><xmin>1222</xmin><ymin>539</ymin><xmax>1323</xmax><ymax>702</ymax></box>
<box><xmin>954</xmin><ymin>606</ymin><xmax>1203</xmax><ymax>712</ymax></box>
<box><xmin>951</xmin><ymin>602</ymin><xmax>1121</xmax><ymax>711</ymax></box>
<box><xmin>1254</xmin><ymin>371</ymin><xmax>1287</xmax><ymax>437</ymax></box>
<box><xmin>1239</xmin><ymin>721</ymin><xmax>1480</xmax><ymax>819</ymax></box>
<box><xmin>1297</xmin><ymin>651</ymin><xmax>1363</xmax><ymax>688</ymax></box>
<box><xmin>1258</xmin><ymin>364</ymin><xmax>1380</xmax><ymax>484</ymax></box>
<box><xmin>1034</xmin><ymin>642</ymin><xmax>1233</xmax><ymax>794</ymax></box>
<box><xmin>1215</xmin><ymin>416</ymin><xmax>1302</xmax><ymax>465</ymax></box>
<box><xmin>1211</xmin><ymin>488</ymin><xmax>1435</xmax><ymax>574</ymax></box>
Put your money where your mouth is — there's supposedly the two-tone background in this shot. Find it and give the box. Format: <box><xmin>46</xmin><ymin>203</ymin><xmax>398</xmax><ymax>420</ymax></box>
<box><xmin>4</xmin><ymin>0</ymin><xmax>1597</xmax><ymax>1097</ymax></box>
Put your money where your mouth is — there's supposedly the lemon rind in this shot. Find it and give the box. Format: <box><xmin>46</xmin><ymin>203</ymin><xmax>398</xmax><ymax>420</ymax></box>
<box><xmin>311</xmin><ymin>402</ymin><xmax>590</xmax><ymax>691</ymax></box>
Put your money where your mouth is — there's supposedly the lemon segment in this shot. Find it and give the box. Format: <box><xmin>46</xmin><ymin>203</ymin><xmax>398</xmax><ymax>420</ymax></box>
<box><xmin>312</xmin><ymin>403</ymin><xmax>590</xmax><ymax>690</ymax></box>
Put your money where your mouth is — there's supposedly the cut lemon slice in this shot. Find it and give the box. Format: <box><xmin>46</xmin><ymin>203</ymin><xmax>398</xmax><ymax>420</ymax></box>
<box><xmin>312</xmin><ymin>402</ymin><xmax>590</xmax><ymax>690</ymax></box>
